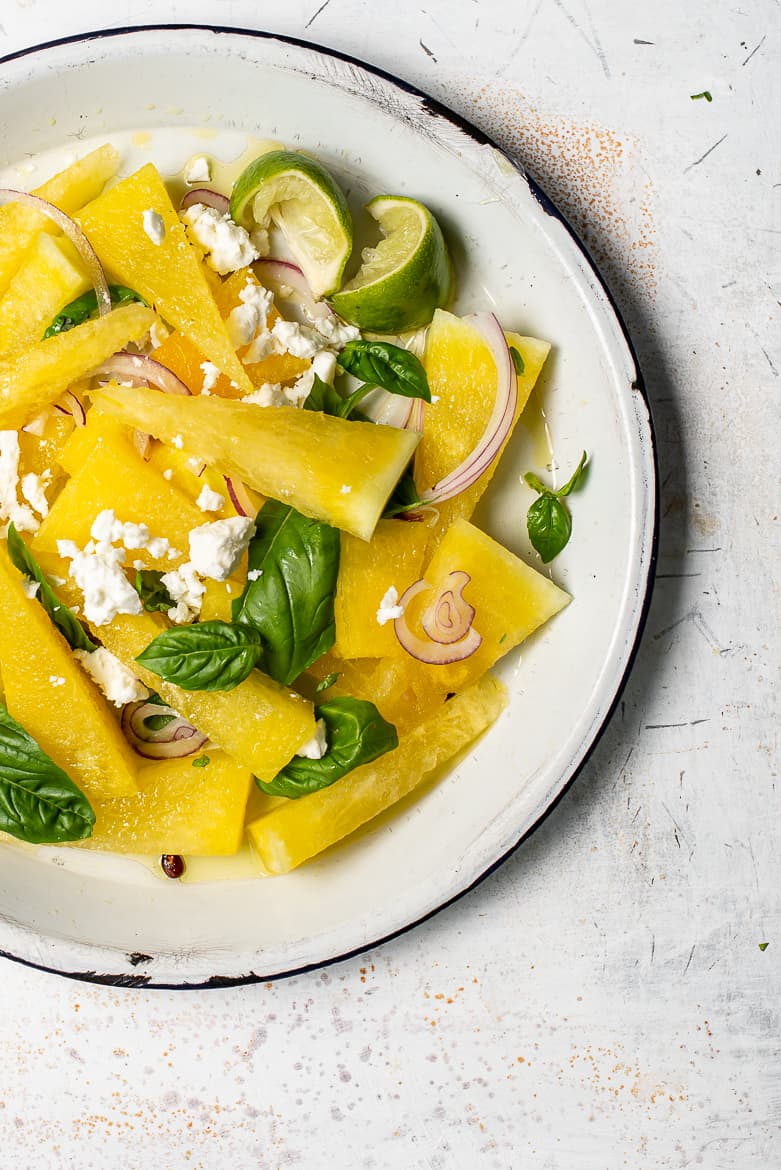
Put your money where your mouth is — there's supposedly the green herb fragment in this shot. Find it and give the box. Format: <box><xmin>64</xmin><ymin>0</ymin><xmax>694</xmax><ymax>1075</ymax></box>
<box><xmin>134</xmin><ymin>569</ymin><xmax>175</xmax><ymax>614</ymax></box>
<box><xmin>690</xmin><ymin>91</ymin><xmax>713</xmax><ymax>102</ymax></box>
<box><xmin>257</xmin><ymin>697</ymin><xmax>398</xmax><ymax>799</ymax></box>
<box><xmin>143</xmin><ymin>712</ymin><xmax>177</xmax><ymax>733</ymax></box>
<box><xmin>136</xmin><ymin>621</ymin><xmax>264</xmax><ymax>692</ymax></box>
<box><xmin>315</xmin><ymin>672</ymin><xmax>341</xmax><ymax>693</ymax></box>
<box><xmin>759</xmin><ymin>942</ymin><xmax>769</xmax><ymax>952</ymax></box>
<box><xmin>191</xmin><ymin>754</ymin><xmax>211</xmax><ymax>769</ymax></box>
<box><xmin>0</xmin><ymin>703</ymin><xmax>94</xmax><ymax>843</ymax></box>
<box><xmin>523</xmin><ymin>451</ymin><xmax>589</xmax><ymax>563</ymax></box>
<box><xmin>509</xmin><ymin>346</ymin><xmax>525</xmax><ymax>375</ymax></box>
<box><xmin>302</xmin><ymin>373</ymin><xmax>346</xmax><ymax>417</ymax></box>
<box><xmin>43</xmin><ymin>284</ymin><xmax>146</xmax><ymax>339</ymax></box>
<box><xmin>382</xmin><ymin>463</ymin><xmax>426</xmax><ymax>518</ymax></box>
<box><xmin>233</xmin><ymin>501</ymin><xmax>339</xmax><ymax>686</ymax></box>
<box><xmin>7</xmin><ymin>523</ymin><xmax>96</xmax><ymax>651</ymax></box>
<box><xmin>337</xmin><ymin>340</ymin><xmax>431</xmax><ymax>403</ymax></box>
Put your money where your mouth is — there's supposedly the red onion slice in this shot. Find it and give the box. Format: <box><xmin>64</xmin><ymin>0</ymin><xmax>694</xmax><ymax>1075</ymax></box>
<box><xmin>53</xmin><ymin>389</ymin><xmax>87</xmax><ymax>426</ymax></box>
<box><xmin>224</xmin><ymin>475</ymin><xmax>254</xmax><ymax>518</ymax></box>
<box><xmin>180</xmin><ymin>188</ymin><xmax>230</xmax><ymax>215</ymax></box>
<box><xmin>420</xmin><ymin>313</ymin><xmax>517</xmax><ymax>504</ymax></box>
<box><xmin>121</xmin><ymin>699</ymin><xmax>207</xmax><ymax>760</ymax></box>
<box><xmin>0</xmin><ymin>188</ymin><xmax>111</xmax><ymax>317</ymax></box>
<box><xmin>420</xmin><ymin>571</ymin><xmax>476</xmax><ymax>645</ymax></box>
<box><xmin>94</xmin><ymin>351</ymin><xmax>191</xmax><ymax>396</ymax></box>
<box><xmin>254</xmin><ymin>258</ymin><xmax>333</xmax><ymax>322</ymax></box>
<box><xmin>394</xmin><ymin>577</ymin><xmax>482</xmax><ymax>665</ymax></box>
<box><xmin>358</xmin><ymin>387</ymin><xmax>414</xmax><ymax>429</ymax></box>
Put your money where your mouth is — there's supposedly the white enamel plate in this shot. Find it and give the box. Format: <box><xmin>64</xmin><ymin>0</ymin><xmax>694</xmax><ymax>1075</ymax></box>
<box><xmin>0</xmin><ymin>26</ymin><xmax>656</xmax><ymax>987</ymax></box>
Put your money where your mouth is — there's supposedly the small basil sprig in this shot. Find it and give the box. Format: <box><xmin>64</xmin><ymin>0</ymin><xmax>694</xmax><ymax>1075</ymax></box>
<box><xmin>509</xmin><ymin>346</ymin><xmax>525</xmax><ymax>375</ymax></box>
<box><xmin>302</xmin><ymin>373</ymin><xmax>346</xmax><ymax>417</ymax></box>
<box><xmin>136</xmin><ymin>621</ymin><xmax>264</xmax><ymax>692</ymax></box>
<box><xmin>134</xmin><ymin>569</ymin><xmax>175</xmax><ymax>614</ymax></box>
<box><xmin>336</xmin><ymin>340</ymin><xmax>431</xmax><ymax>412</ymax></box>
<box><xmin>0</xmin><ymin>703</ymin><xmax>94</xmax><ymax>844</ymax></box>
<box><xmin>7</xmin><ymin>523</ymin><xmax>97</xmax><ymax>652</ymax></box>
<box><xmin>257</xmin><ymin>697</ymin><xmax>398</xmax><ymax>799</ymax></box>
<box><xmin>43</xmin><ymin>284</ymin><xmax>146</xmax><ymax>339</ymax></box>
<box><xmin>233</xmin><ymin>501</ymin><xmax>339</xmax><ymax>686</ymax></box>
<box><xmin>524</xmin><ymin>451</ymin><xmax>589</xmax><ymax>563</ymax></box>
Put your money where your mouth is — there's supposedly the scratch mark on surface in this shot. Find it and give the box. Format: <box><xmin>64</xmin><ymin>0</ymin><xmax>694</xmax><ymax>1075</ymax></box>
<box><xmin>653</xmin><ymin>608</ymin><xmax>726</xmax><ymax>654</ymax></box>
<box><xmin>683</xmin><ymin>944</ymin><xmax>696</xmax><ymax>974</ymax></box>
<box><xmin>519</xmin><ymin>0</ymin><xmax>547</xmax><ymax>47</ymax></box>
<box><xmin>687</xmin><ymin>547</ymin><xmax>721</xmax><ymax>553</ymax></box>
<box><xmin>552</xmin><ymin>0</ymin><xmax>611</xmax><ymax>77</ymax></box>
<box><xmin>656</xmin><ymin>572</ymin><xmax>702</xmax><ymax>579</ymax></box>
<box><xmin>419</xmin><ymin>39</ymin><xmax>438</xmax><ymax>62</ymax></box>
<box><xmin>760</xmin><ymin>347</ymin><xmax>779</xmax><ymax>377</ymax></box>
<box><xmin>684</xmin><ymin>134</ymin><xmax>728</xmax><ymax>174</ymax></box>
<box><xmin>305</xmin><ymin>0</ymin><xmax>332</xmax><ymax>28</ymax></box>
<box><xmin>633</xmin><ymin>37</ymin><xmax>654</xmax><ymax>45</ymax></box>
<box><xmin>651</xmin><ymin>935</ymin><xmax>655</xmax><ymax>964</ymax></box>
<box><xmin>742</xmin><ymin>35</ymin><xmax>766</xmax><ymax>66</ymax></box>
<box><xmin>646</xmin><ymin>722</ymin><xmax>688</xmax><ymax>730</ymax></box>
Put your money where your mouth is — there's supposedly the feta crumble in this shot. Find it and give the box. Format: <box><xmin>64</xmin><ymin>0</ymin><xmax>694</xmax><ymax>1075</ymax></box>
<box><xmin>171</xmin><ymin>434</ymin><xmax>184</xmax><ymax>450</ymax></box>
<box><xmin>0</xmin><ymin>431</ymin><xmax>39</xmax><ymax>533</ymax></box>
<box><xmin>160</xmin><ymin>561</ymin><xmax>206</xmax><ymax>624</ymax></box>
<box><xmin>58</xmin><ymin>540</ymin><xmax>142</xmax><ymax>627</ymax></box>
<box><xmin>89</xmin><ymin>509</ymin><xmax>171</xmax><ymax>559</ymax></box>
<box><xmin>162</xmin><ymin>469</ymin><xmax>173</xmax><ymax>481</ymax></box>
<box><xmin>295</xmin><ymin>718</ymin><xmax>328</xmax><ymax>760</ymax></box>
<box><xmin>49</xmin><ymin>676</ymin><xmax>66</xmax><ymax>688</ymax></box>
<box><xmin>340</xmin><ymin>484</ymin><xmax>352</xmax><ymax>495</ymax></box>
<box><xmin>242</xmin><ymin>383</ymin><xmax>286</xmax><ymax>408</ymax></box>
<box><xmin>188</xmin><ymin>516</ymin><xmax>256</xmax><ymax>581</ymax></box>
<box><xmin>196</xmin><ymin>484</ymin><xmax>225</xmax><ymax>513</ymax></box>
<box><xmin>21</xmin><ymin>579</ymin><xmax>40</xmax><ymax>600</ymax></box>
<box><xmin>247</xmin><ymin>568</ymin><xmax>263</xmax><ymax>582</ymax></box>
<box><xmin>180</xmin><ymin>203</ymin><xmax>259</xmax><ymax>274</ymax></box>
<box><xmin>142</xmin><ymin>209</ymin><xmax>166</xmax><ymax>246</ymax></box>
<box><xmin>183</xmin><ymin>155</ymin><xmax>211</xmax><ymax>184</ymax></box>
<box><xmin>20</xmin><ymin>470</ymin><xmax>51</xmax><ymax>519</ymax></box>
<box><xmin>73</xmin><ymin>647</ymin><xmax>148</xmax><ymax>707</ymax></box>
<box><xmin>227</xmin><ymin>280</ymin><xmax>274</xmax><ymax>350</ymax></box>
<box><xmin>376</xmin><ymin>585</ymin><xmax>405</xmax><ymax>626</ymax></box>
<box><xmin>199</xmin><ymin>360</ymin><xmax>221</xmax><ymax>394</ymax></box>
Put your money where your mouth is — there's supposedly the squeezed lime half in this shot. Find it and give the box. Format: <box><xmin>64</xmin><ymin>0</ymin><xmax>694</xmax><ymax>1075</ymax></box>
<box><xmin>329</xmin><ymin>195</ymin><xmax>453</xmax><ymax>333</ymax></box>
<box><xmin>230</xmin><ymin>150</ymin><xmax>353</xmax><ymax>299</ymax></box>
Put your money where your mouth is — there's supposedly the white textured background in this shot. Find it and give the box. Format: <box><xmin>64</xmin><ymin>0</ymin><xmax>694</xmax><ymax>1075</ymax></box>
<box><xmin>1</xmin><ymin>2</ymin><xmax>779</xmax><ymax>1167</ymax></box>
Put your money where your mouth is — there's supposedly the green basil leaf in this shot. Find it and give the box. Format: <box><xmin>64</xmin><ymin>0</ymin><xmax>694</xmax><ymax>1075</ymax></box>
<box><xmin>0</xmin><ymin>703</ymin><xmax>94</xmax><ymax>843</ymax></box>
<box><xmin>509</xmin><ymin>345</ymin><xmax>525</xmax><ymax>375</ymax></box>
<box><xmin>526</xmin><ymin>492</ymin><xmax>572</xmax><ymax>563</ymax></box>
<box><xmin>337</xmin><ymin>340</ymin><xmax>431</xmax><ymax>402</ymax></box>
<box><xmin>232</xmin><ymin>501</ymin><xmax>339</xmax><ymax>686</ymax></box>
<box><xmin>556</xmin><ymin>451</ymin><xmax>589</xmax><ymax>498</ymax></box>
<box><xmin>7</xmin><ymin>523</ymin><xmax>97</xmax><ymax>652</ymax></box>
<box><xmin>315</xmin><ymin>672</ymin><xmax>340</xmax><ymax>693</ymax></box>
<box><xmin>523</xmin><ymin>471</ymin><xmax>548</xmax><ymax>496</ymax></box>
<box><xmin>134</xmin><ymin>569</ymin><xmax>175</xmax><ymax>614</ymax></box>
<box><xmin>136</xmin><ymin>621</ymin><xmax>264</xmax><ymax>692</ymax></box>
<box><xmin>258</xmin><ymin>697</ymin><xmax>398</xmax><ymax>798</ymax></box>
<box><xmin>382</xmin><ymin>463</ymin><xmax>426</xmax><ymax>518</ymax></box>
<box><xmin>191</xmin><ymin>754</ymin><xmax>211</xmax><ymax>768</ymax></box>
<box><xmin>43</xmin><ymin>284</ymin><xmax>146</xmax><ymax>339</ymax></box>
<box><xmin>302</xmin><ymin>373</ymin><xmax>346</xmax><ymax>417</ymax></box>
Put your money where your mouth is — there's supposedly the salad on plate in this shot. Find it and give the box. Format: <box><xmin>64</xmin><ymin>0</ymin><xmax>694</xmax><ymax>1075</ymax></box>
<box><xmin>0</xmin><ymin>140</ymin><xmax>579</xmax><ymax>878</ymax></box>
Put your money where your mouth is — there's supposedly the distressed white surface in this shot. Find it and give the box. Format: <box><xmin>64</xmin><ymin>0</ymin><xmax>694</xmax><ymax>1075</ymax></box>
<box><xmin>0</xmin><ymin>2</ymin><xmax>778</xmax><ymax>1168</ymax></box>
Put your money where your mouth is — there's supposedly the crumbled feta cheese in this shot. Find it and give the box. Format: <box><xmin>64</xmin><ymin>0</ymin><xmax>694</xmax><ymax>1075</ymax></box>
<box><xmin>0</xmin><ymin>431</ymin><xmax>39</xmax><ymax>533</ymax></box>
<box><xmin>49</xmin><ymin>675</ymin><xmax>66</xmax><ymax>688</ymax></box>
<box><xmin>376</xmin><ymin>585</ymin><xmax>405</xmax><ymax>626</ymax></box>
<box><xmin>188</xmin><ymin>516</ymin><xmax>256</xmax><ymax>581</ymax></box>
<box><xmin>250</xmin><ymin>227</ymin><xmax>270</xmax><ymax>257</ymax></box>
<box><xmin>196</xmin><ymin>485</ymin><xmax>225</xmax><ymax>513</ymax></box>
<box><xmin>340</xmin><ymin>484</ymin><xmax>352</xmax><ymax>495</ymax></box>
<box><xmin>311</xmin><ymin>350</ymin><xmax>337</xmax><ymax>384</ymax></box>
<box><xmin>187</xmin><ymin>456</ymin><xmax>205</xmax><ymax>473</ymax></box>
<box><xmin>132</xmin><ymin>559</ymin><xmax>145</xmax><ymax>571</ymax></box>
<box><xmin>430</xmin><ymin>394</ymin><xmax>441</xmax><ymax>404</ymax></box>
<box><xmin>89</xmin><ymin>509</ymin><xmax>171</xmax><ymax>558</ymax></box>
<box><xmin>247</xmin><ymin>568</ymin><xmax>262</xmax><ymax>582</ymax></box>
<box><xmin>20</xmin><ymin>470</ymin><xmax>51</xmax><ymax>519</ymax></box>
<box><xmin>21</xmin><ymin>579</ymin><xmax>40</xmax><ymax>599</ymax></box>
<box><xmin>270</xmin><ymin>318</ymin><xmax>323</xmax><ymax>360</ymax></box>
<box><xmin>242</xmin><ymin>383</ymin><xmax>286</xmax><ymax>408</ymax></box>
<box><xmin>162</xmin><ymin>468</ymin><xmax>173</xmax><ymax>481</ymax></box>
<box><xmin>142</xmin><ymin>209</ymin><xmax>166</xmax><ymax>246</ymax></box>
<box><xmin>60</xmin><ymin>540</ymin><xmax>142</xmax><ymax>627</ymax></box>
<box><xmin>183</xmin><ymin>155</ymin><xmax>211</xmax><ymax>184</ymax></box>
<box><xmin>73</xmin><ymin>647</ymin><xmax>148</xmax><ymax>707</ymax></box>
<box><xmin>199</xmin><ymin>361</ymin><xmax>221</xmax><ymax>394</ymax></box>
<box><xmin>304</xmin><ymin>311</ymin><xmax>361</xmax><ymax>349</ymax></box>
<box><xmin>285</xmin><ymin>366</ymin><xmax>318</xmax><ymax>406</ymax></box>
<box><xmin>295</xmin><ymin>718</ymin><xmax>328</xmax><ymax>760</ymax></box>
<box><xmin>160</xmin><ymin>561</ymin><xmax>206</xmax><ymax>624</ymax></box>
<box><xmin>149</xmin><ymin>319</ymin><xmax>170</xmax><ymax>350</ymax></box>
<box><xmin>180</xmin><ymin>203</ymin><xmax>259</xmax><ymax>274</ymax></box>
<box><xmin>227</xmin><ymin>281</ymin><xmax>274</xmax><ymax>350</ymax></box>
<box><xmin>171</xmin><ymin>434</ymin><xmax>184</xmax><ymax>450</ymax></box>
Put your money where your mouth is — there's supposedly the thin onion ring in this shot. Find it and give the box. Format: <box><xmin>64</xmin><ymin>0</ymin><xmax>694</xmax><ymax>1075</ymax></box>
<box><xmin>394</xmin><ymin>577</ymin><xmax>482</xmax><ymax>665</ymax></box>
<box><xmin>94</xmin><ymin>351</ymin><xmax>191</xmax><ymax>396</ymax></box>
<box><xmin>180</xmin><ymin>188</ymin><xmax>230</xmax><ymax>215</ymax></box>
<box><xmin>121</xmin><ymin>699</ymin><xmax>207</xmax><ymax>760</ymax></box>
<box><xmin>0</xmin><ymin>188</ymin><xmax>111</xmax><ymax>316</ymax></box>
<box><xmin>420</xmin><ymin>571</ymin><xmax>476</xmax><ymax>645</ymax></box>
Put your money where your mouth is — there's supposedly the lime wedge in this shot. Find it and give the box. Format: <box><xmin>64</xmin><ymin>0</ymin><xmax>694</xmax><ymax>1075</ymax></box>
<box><xmin>329</xmin><ymin>195</ymin><xmax>453</xmax><ymax>333</ymax></box>
<box><xmin>230</xmin><ymin>150</ymin><xmax>352</xmax><ymax>299</ymax></box>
